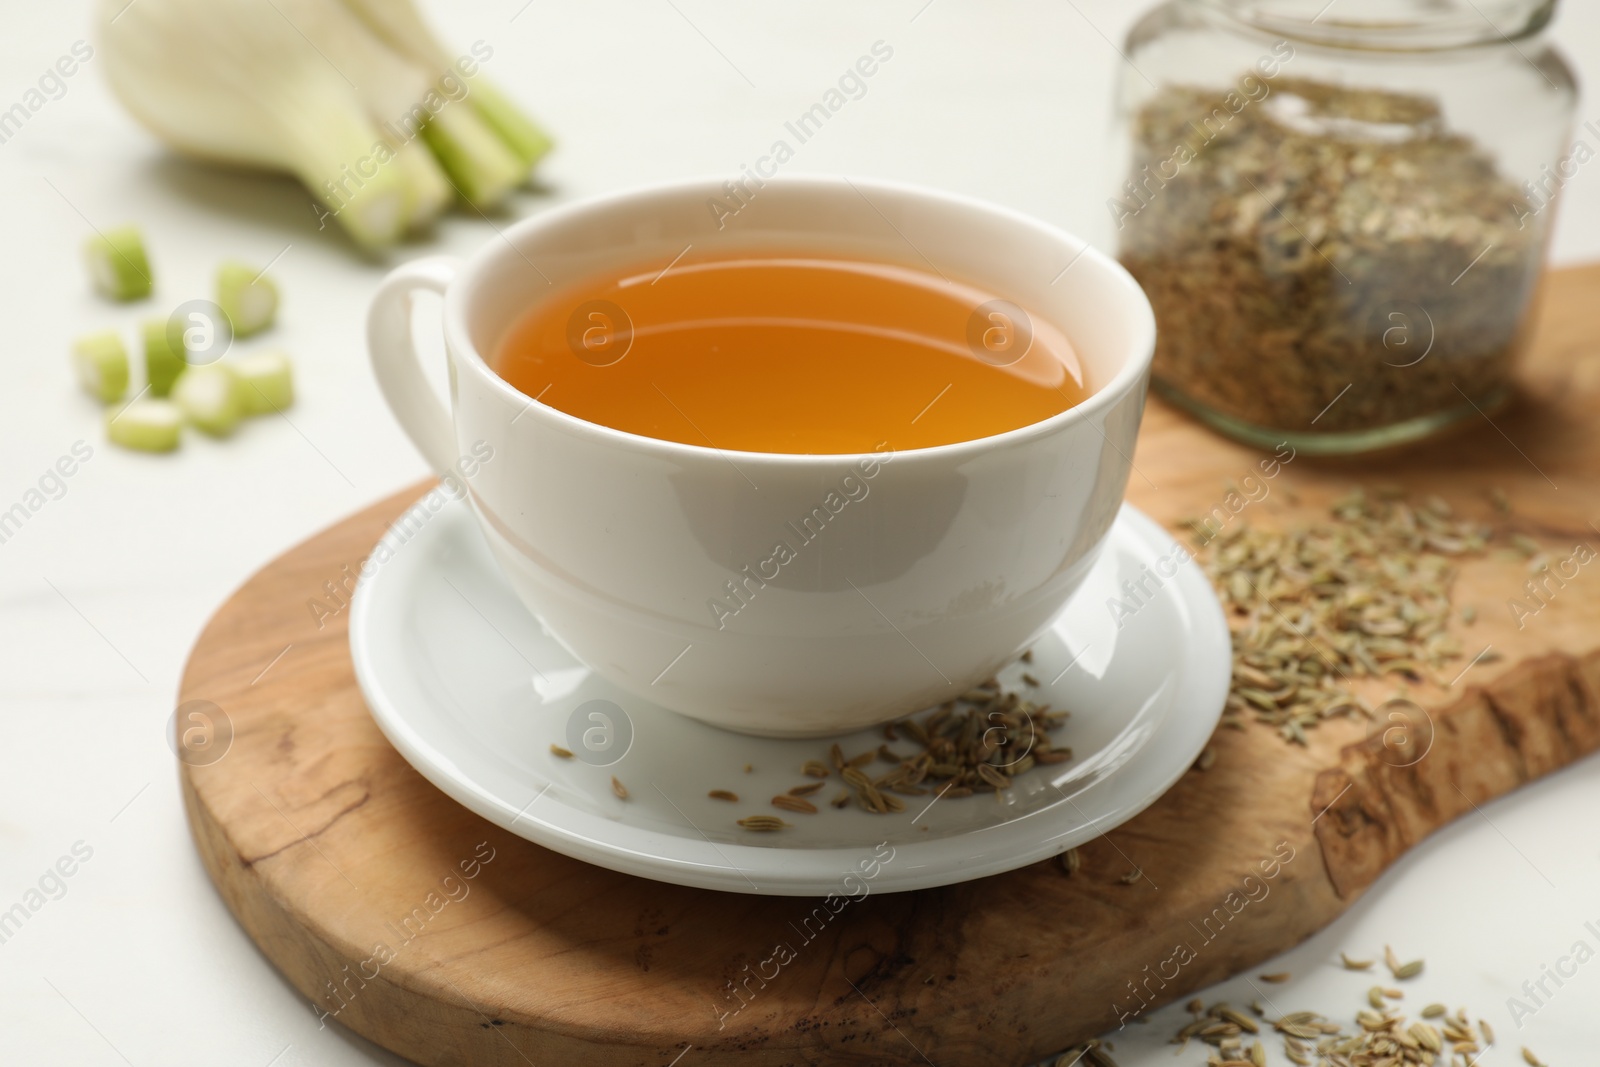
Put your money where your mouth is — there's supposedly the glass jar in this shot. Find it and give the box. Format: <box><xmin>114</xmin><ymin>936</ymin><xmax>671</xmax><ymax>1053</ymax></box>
<box><xmin>1109</xmin><ymin>0</ymin><xmax>1577</xmax><ymax>453</ymax></box>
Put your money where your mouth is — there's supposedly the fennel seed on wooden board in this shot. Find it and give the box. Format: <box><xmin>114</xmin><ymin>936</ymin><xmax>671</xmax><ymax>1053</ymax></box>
<box><xmin>1051</xmin><ymin>1039</ymin><xmax>1120</xmax><ymax>1067</ymax></box>
<box><xmin>1189</xmin><ymin>489</ymin><xmax>1494</xmax><ymax>743</ymax></box>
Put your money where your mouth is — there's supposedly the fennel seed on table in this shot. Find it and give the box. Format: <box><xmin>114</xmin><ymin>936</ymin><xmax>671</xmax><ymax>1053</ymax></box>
<box><xmin>1173</xmin><ymin>962</ymin><xmax>1501</xmax><ymax>1067</ymax></box>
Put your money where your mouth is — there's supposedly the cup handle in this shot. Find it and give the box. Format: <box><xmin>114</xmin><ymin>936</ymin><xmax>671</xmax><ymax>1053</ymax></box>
<box><xmin>366</xmin><ymin>255</ymin><xmax>462</xmax><ymax>475</ymax></box>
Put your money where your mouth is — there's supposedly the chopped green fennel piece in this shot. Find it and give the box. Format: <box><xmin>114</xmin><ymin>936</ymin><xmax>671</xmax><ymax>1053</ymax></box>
<box><xmin>467</xmin><ymin>78</ymin><xmax>554</xmax><ymax>170</ymax></box>
<box><xmin>215</xmin><ymin>262</ymin><xmax>279</xmax><ymax>338</ymax></box>
<box><xmin>420</xmin><ymin>103</ymin><xmax>525</xmax><ymax>208</ymax></box>
<box><xmin>233</xmin><ymin>351</ymin><xmax>294</xmax><ymax>415</ymax></box>
<box><xmin>173</xmin><ymin>363</ymin><xmax>244</xmax><ymax>436</ymax></box>
<box><xmin>84</xmin><ymin>225</ymin><xmax>153</xmax><ymax>301</ymax></box>
<box><xmin>106</xmin><ymin>398</ymin><xmax>182</xmax><ymax>452</ymax></box>
<box><xmin>392</xmin><ymin>136</ymin><xmax>452</xmax><ymax>231</ymax></box>
<box><xmin>72</xmin><ymin>330</ymin><xmax>130</xmax><ymax>403</ymax></box>
<box><xmin>142</xmin><ymin>318</ymin><xmax>186</xmax><ymax>397</ymax></box>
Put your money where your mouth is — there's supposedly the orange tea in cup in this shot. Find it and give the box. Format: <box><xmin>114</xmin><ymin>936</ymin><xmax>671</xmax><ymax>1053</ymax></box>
<box><xmin>493</xmin><ymin>252</ymin><xmax>1088</xmax><ymax>454</ymax></box>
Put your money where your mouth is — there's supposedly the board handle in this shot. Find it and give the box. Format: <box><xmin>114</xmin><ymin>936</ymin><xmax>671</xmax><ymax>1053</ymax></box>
<box><xmin>366</xmin><ymin>256</ymin><xmax>461</xmax><ymax>475</ymax></box>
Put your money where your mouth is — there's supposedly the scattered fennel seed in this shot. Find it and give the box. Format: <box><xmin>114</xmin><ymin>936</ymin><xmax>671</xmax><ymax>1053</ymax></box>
<box><xmin>1176</xmin><ymin>986</ymin><xmax>1494</xmax><ymax>1066</ymax></box>
<box><xmin>822</xmin><ymin>679</ymin><xmax>1070</xmax><ymax>814</ymax></box>
<box><xmin>1050</xmin><ymin>1039</ymin><xmax>1116</xmax><ymax>1067</ymax></box>
<box><xmin>1191</xmin><ymin>489</ymin><xmax>1492</xmax><ymax>743</ymax></box>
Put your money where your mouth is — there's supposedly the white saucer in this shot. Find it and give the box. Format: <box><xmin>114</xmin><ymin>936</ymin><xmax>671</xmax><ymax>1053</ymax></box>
<box><xmin>350</xmin><ymin>498</ymin><xmax>1229</xmax><ymax>896</ymax></box>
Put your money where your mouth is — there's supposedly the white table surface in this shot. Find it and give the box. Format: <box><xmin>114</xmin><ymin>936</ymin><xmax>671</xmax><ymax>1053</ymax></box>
<box><xmin>3</xmin><ymin>2</ymin><xmax>1599</xmax><ymax>1064</ymax></box>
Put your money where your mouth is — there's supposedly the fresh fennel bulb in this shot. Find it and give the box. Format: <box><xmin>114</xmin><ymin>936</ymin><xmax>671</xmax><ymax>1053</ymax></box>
<box><xmin>95</xmin><ymin>0</ymin><xmax>552</xmax><ymax>250</ymax></box>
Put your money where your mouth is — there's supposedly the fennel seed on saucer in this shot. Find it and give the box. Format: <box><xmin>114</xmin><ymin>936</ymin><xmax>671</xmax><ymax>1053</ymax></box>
<box><xmin>824</xmin><ymin>679</ymin><xmax>1072</xmax><ymax>814</ymax></box>
<box><xmin>975</xmin><ymin>763</ymin><xmax>1011</xmax><ymax>790</ymax></box>
<box><xmin>611</xmin><ymin>776</ymin><xmax>628</xmax><ymax>800</ymax></box>
<box><xmin>736</xmin><ymin>815</ymin><xmax>789</xmax><ymax>831</ymax></box>
<box><xmin>770</xmin><ymin>794</ymin><xmax>818</xmax><ymax>815</ymax></box>
<box><xmin>707</xmin><ymin>789</ymin><xmax>738</xmax><ymax>802</ymax></box>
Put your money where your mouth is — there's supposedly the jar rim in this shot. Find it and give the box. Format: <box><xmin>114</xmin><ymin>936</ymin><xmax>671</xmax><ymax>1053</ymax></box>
<box><xmin>1189</xmin><ymin>0</ymin><xmax>1556</xmax><ymax>51</ymax></box>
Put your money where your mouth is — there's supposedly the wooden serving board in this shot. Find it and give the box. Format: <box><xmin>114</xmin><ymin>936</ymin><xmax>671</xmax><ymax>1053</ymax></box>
<box><xmin>179</xmin><ymin>266</ymin><xmax>1600</xmax><ymax>1067</ymax></box>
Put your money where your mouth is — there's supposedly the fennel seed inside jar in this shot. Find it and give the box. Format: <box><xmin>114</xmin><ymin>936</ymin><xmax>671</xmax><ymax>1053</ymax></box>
<box><xmin>1110</xmin><ymin>1</ymin><xmax>1576</xmax><ymax>453</ymax></box>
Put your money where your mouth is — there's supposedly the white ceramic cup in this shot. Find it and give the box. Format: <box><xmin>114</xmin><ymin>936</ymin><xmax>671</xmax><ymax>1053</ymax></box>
<box><xmin>367</xmin><ymin>175</ymin><xmax>1155</xmax><ymax>737</ymax></box>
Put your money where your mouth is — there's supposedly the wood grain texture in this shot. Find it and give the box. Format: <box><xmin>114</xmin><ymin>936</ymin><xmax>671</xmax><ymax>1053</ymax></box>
<box><xmin>178</xmin><ymin>266</ymin><xmax>1600</xmax><ymax>1067</ymax></box>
